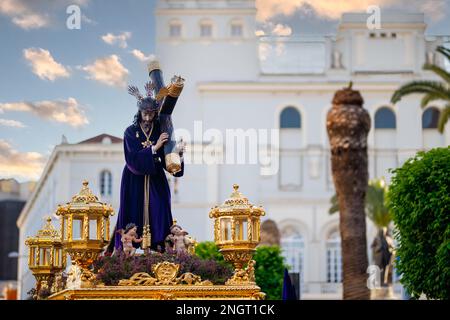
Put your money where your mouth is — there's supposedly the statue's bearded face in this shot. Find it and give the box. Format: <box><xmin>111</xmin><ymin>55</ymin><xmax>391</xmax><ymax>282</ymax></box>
<box><xmin>140</xmin><ymin>110</ymin><xmax>156</xmax><ymax>131</ymax></box>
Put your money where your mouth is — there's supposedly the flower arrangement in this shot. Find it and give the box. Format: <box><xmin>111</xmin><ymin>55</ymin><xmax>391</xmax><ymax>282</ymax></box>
<box><xmin>93</xmin><ymin>249</ymin><xmax>234</xmax><ymax>286</ymax></box>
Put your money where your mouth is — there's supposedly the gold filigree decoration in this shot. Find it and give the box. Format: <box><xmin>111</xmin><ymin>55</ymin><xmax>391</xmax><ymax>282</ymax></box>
<box><xmin>118</xmin><ymin>262</ymin><xmax>213</xmax><ymax>287</ymax></box>
<box><xmin>34</xmin><ymin>217</ymin><xmax>60</xmax><ymax>240</ymax></box>
<box><xmin>225</xmin><ymin>260</ymin><xmax>256</xmax><ymax>286</ymax></box>
<box><xmin>209</xmin><ymin>184</ymin><xmax>265</xmax><ymax>218</ymax></box>
<box><xmin>70</xmin><ymin>180</ymin><xmax>99</xmax><ymax>204</ymax></box>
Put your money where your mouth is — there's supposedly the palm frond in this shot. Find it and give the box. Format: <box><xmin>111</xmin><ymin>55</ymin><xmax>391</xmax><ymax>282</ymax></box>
<box><xmin>437</xmin><ymin>105</ymin><xmax>450</xmax><ymax>133</ymax></box>
<box><xmin>391</xmin><ymin>81</ymin><xmax>450</xmax><ymax>104</ymax></box>
<box><xmin>423</xmin><ymin>63</ymin><xmax>450</xmax><ymax>84</ymax></box>
<box><xmin>420</xmin><ymin>93</ymin><xmax>444</xmax><ymax>108</ymax></box>
<box><xmin>329</xmin><ymin>194</ymin><xmax>339</xmax><ymax>214</ymax></box>
<box><xmin>436</xmin><ymin>45</ymin><xmax>450</xmax><ymax>62</ymax></box>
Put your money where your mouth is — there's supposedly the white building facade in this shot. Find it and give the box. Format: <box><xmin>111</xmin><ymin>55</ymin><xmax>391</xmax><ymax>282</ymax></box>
<box><xmin>154</xmin><ymin>0</ymin><xmax>449</xmax><ymax>296</ymax></box>
<box><xmin>16</xmin><ymin>135</ymin><xmax>124</xmax><ymax>299</ymax></box>
<box><xmin>17</xmin><ymin>0</ymin><xmax>449</xmax><ymax>299</ymax></box>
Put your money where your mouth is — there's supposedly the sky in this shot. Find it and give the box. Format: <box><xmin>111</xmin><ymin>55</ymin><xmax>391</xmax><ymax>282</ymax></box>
<box><xmin>0</xmin><ymin>0</ymin><xmax>449</xmax><ymax>182</ymax></box>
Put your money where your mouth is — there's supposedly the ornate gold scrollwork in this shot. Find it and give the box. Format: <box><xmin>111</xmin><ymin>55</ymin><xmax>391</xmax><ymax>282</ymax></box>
<box><xmin>118</xmin><ymin>262</ymin><xmax>213</xmax><ymax>287</ymax></box>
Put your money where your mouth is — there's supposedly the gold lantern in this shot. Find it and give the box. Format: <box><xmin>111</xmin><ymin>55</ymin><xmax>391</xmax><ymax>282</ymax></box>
<box><xmin>209</xmin><ymin>184</ymin><xmax>265</xmax><ymax>284</ymax></box>
<box><xmin>25</xmin><ymin>217</ymin><xmax>65</xmax><ymax>297</ymax></box>
<box><xmin>56</xmin><ymin>180</ymin><xmax>114</xmax><ymax>287</ymax></box>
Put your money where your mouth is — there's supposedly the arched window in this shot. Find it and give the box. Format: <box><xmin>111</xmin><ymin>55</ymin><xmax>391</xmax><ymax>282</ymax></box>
<box><xmin>375</xmin><ymin>107</ymin><xmax>396</xmax><ymax>129</ymax></box>
<box><xmin>100</xmin><ymin>170</ymin><xmax>112</xmax><ymax>197</ymax></box>
<box><xmin>280</xmin><ymin>225</ymin><xmax>304</xmax><ymax>293</ymax></box>
<box><xmin>422</xmin><ymin>107</ymin><xmax>440</xmax><ymax>129</ymax></box>
<box><xmin>280</xmin><ymin>107</ymin><xmax>301</xmax><ymax>129</ymax></box>
<box><xmin>326</xmin><ymin>230</ymin><xmax>342</xmax><ymax>283</ymax></box>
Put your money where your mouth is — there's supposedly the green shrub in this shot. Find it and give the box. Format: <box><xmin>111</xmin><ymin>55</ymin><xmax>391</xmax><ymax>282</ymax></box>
<box><xmin>195</xmin><ymin>242</ymin><xmax>286</xmax><ymax>300</ymax></box>
<box><xmin>253</xmin><ymin>246</ymin><xmax>286</xmax><ymax>300</ymax></box>
<box><xmin>387</xmin><ymin>147</ymin><xmax>450</xmax><ymax>299</ymax></box>
<box><xmin>194</xmin><ymin>241</ymin><xmax>228</xmax><ymax>265</ymax></box>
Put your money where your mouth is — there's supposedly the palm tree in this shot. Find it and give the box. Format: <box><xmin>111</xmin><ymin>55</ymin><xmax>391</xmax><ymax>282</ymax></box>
<box><xmin>326</xmin><ymin>82</ymin><xmax>371</xmax><ymax>300</ymax></box>
<box><xmin>329</xmin><ymin>178</ymin><xmax>391</xmax><ymax>229</ymax></box>
<box><xmin>391</xmin><ymin>46</ymin><xmax>450</xmax><ymax>133</ymax></box>
<box><xmin>330</xmin><ymin>178</ymin><xmax>394</xmax><ymax>293</ymax></box>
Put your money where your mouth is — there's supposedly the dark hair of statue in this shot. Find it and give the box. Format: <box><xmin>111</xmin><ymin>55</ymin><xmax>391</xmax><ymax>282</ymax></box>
<box><xmin>124</xmin><ymin>223</ymin><xmax>137</xmax><ymax>234</ymax></box>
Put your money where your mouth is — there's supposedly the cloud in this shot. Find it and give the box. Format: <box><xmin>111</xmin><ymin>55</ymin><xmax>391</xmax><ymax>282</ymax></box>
<box><xmin>0</xmin><ymin>98</ymin><xmax>89</xmax><ymax>127</ymax></box>
<box><xmin>23</xmin><ymin>48</ymin><xmax>70</xmax><ymax>81</ymax></box>
<box><xmin>12</xmin><ymin>13</ymin><xmax>48</xmax><ymax>29</ymax></box>
<box><xmin>0</xmin><ymin>119</ymin><xmax>26</xmax><ymax>128</ymax></box>
<box><xmin>130</xmin><ymin>49</ymin><xmax>155</xmax><ymax>62</ymax></box>
<box><xmin>257</xmin><ymin>22</ymin><xmax>292</xmax><ymax>37</ymax></box>
<box><xmin>81</xmin><ymin>55</ymin><xmax>129</xmax><ymax>88</ymax></box>
<box><xmin>255</xmin><ymin>0</ymin><xmax>448</xmax><ymax>22</ymax></box>
<box><xmin>272</xmin><ymin>24</ymin><xmax>292</xmax><ymax>36</ymax></box>
<box><xmin>255</xmin><ymin>30</ymin><xmax>266</xmax><ymax>36</ymax></box>
<box><xmin>0</xmin><ymin>0</ymin><xmax>90</xmax><ymax>29</ymax></box>
<box><xmin>420</xmin><ymin>1</ymin><xmax>447</xmax><ymax>22</ymax></box>
<box><xmin>101</xmin><ymin>32</ymin><xmax>132</xmax><ymax>49</ymax></box>
<box><xmin>0</xmin><ymin>139</ymin><xmax>45</xmax><ymax>180</ymax></box>
<box><xmin>0</xmin><ymin>0</ymin><xmax>48</xmax><ymax>29</ymax></box>
<box><xmin>0</xmin><ymin>0</ymin><xmax>49</xmax><ymax>30</ymax></box>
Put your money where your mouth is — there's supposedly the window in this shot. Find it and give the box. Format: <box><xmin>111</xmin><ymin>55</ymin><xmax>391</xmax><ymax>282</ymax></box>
<box><xmin>231</xmin><ymin>22</ymin><xmax>243</xmax><ymax>37</ymax></box>
<box><xmin>279</xmin><ymin>107</ymin><xmax>302</xmax><ymax>190</ymax></box>
<box><xmin>281</xmin><ymin>234</ymin><xmax>305</xmax><ymax>278</ymax></box>
<box><xmin>375</xmin><ymin>107</ymin><xmax>396</xmax><ymax>129</ymax></box>
<box><xmin>281</xmin><ymin>226</ymin><xmax>304</xmax><ymax>295</ymax></box>
<box><xmin>169</xmin><ymin>22</ymin><xmax>182</xmax><ymax>38</ymax></box>
<box><xmin>280</xmin><ymin>107</ymin><xmax>301</xmax><ymax>129</ymax></box>
<box><xmin>200</xmin><ymin>23</ymin><xmax>212</xmax><ymax>38</ymax></box>
<box><xmin>100</xmin><ymin>170</ymin><xmax>112</xmax><ymax>197</ymax></box>
<box><xmin>326</xmin><ymin>230</ymin><xmax>342</xmax><ymax>283</ymax></box>
<box><xmin>422</xmin><ymin>107</ymin><xmax>440</xmax><ymax>129</ymax></box>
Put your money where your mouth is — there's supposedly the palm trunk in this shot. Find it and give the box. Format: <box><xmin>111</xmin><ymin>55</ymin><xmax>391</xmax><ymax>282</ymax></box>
<box><xmin>326</xmin><ymin>84</ymin><xmax>371</xmax><ymax>299</ymax></box>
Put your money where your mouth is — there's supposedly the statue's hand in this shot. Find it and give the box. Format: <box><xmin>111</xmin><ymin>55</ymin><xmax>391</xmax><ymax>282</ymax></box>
<box><xmin>176</xmin><ymin>139</ymin><xmax>186</xmax><ymax>157</ymax></box>
<box><xmin>154</xmin><ymin>132</ymin><xmax>169</xmax><ymax>151</ymax></box>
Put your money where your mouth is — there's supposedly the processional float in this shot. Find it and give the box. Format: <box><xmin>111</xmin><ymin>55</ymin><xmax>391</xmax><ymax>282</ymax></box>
<box><xmin>25</xmin><ymin>182</ymin><xmax>266</xmax><ymax>300</ymax></box>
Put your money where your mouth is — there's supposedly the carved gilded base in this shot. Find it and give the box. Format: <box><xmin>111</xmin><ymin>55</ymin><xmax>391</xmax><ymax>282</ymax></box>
<box><xmin>49</xmin><ymin>261</ymin><xmax>265</xmax><ymax>300</ymax></box>
<box><xmin>47</xmin><ymin>285</ymin><xmax>265</xmax><ymax>300</ymax></box>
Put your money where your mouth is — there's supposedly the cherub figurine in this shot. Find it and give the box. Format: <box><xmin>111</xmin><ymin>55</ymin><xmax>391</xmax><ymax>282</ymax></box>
<box><xmin>66</xmin><ymin>263</ymin><xmax>82</xmax><ymax>290</ymax></box>
<box><xmin>165</xmin><ymin>224</ymin><xmax>194</xmax><ymax>253</ymax></box>
<box><xmin>118</xmin><ymin>223</ymin><xmax>143</xmax><ymax>257</ymax></box>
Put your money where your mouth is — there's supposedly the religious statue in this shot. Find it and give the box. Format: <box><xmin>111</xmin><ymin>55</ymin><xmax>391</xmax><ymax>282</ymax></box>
<box><xmin>165</xmin><ymin>224</ymin><xmax>195</xmax><ymax>253</ymax></box>
<box><xmin>371</xmin><ymin>227</ymin><xmax>395</xmax><ymax>286</ymax></box>
<box><xmin>107</xmin><ymin>60</ymin><xmax>185</xmax><ymax>254</ymax></box>
<box><xmin>51</xmin><ymin>272</ymin><xmax>66</xmax><ymax>294</ymax></box>
<box><xmin>66</xmin><ymin>263</ymin><xmax>82</xmax><ymax>290</ymax></box>
<box><xmin>118</xmin><ymin>223</ymin><xmax>143</xmax><ymax>257</ymax></box>
<box><xmin>259</xmin><ymin>219</ymin><xmax>281</xmax><ymax>246</ymax></box>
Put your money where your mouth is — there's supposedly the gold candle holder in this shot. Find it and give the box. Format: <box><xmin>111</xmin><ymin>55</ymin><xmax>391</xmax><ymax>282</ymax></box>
<box><xmin>56</xmin><ymin>180</ymin><xmax>114</xmax><ymax>288</ymax></box>
<box><xmin>209</xmin><ymin>185</ymin><xmax>265</xmax><ymax>284</ymax></box>
<box><xmin>25</xmin><ymin>217</ymin><xmax>65</xmax><ymax>298</ymax></box>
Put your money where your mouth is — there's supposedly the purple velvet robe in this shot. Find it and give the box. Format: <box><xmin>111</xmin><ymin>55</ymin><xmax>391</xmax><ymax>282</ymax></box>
<box><xmin>113</xmin><ymin>121</ymin><xmax>184</xmax><ymax>251</ymax></box>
